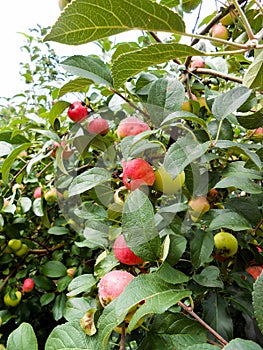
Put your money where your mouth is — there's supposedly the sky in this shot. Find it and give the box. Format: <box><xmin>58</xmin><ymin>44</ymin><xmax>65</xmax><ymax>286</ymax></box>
<box><xmin>0</xmin><ymin>0</ymin><xmax>216</xmax><ymax>100</ymax></box>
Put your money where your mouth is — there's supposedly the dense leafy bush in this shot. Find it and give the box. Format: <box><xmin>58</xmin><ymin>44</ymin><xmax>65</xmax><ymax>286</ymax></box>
<box><xmin>0</xmin><ymin>1</ymin><xmax>263</xmax><ymax>349</ymax></box>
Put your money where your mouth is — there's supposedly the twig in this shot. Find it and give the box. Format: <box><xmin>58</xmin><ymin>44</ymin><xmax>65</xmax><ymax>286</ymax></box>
<box><xmin>0</xmin><ymin>255</ymin><xmax>27</xmax><ymax>292</ymax></box>
<box><xmin>120</xmin><ymin>325</ymin><xmax>126</xmax><ymax>350</ymax></box>
<box><xmin>232</xmin><ymin>0</ymin><xmax>255</xmax><ymax>40</ymax></box>
<box><xmin>193</xmin><ymin>68</ymin><xmax>243</xmax><ymax>83</ymax></box>
<box><xmin>28</xmin><ymin>243</ymin><xmax>65</xmax><ymax>255</ymax></box>
<box><xmin>178</xmin><ymin>301</ymin><xmax>228</xmax><ymax>346</ymax></box>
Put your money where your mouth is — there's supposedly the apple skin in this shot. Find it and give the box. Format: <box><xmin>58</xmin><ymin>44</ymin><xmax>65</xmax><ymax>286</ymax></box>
<box><xmin>8</xmin><ymin>239</ymin><xmax>22</xmax><ymax>252</ymax></box>
<box><xmin>87</xmin><ymin>118</ymin><xmax>109</xmax><ymax>135</ymax></box>
<box><xmin>44</xmin><ymin>188</ymin><xmax>57</xmax><ymax>204</ymax></box>
<box><xmin>182</xmin><ymin>94</ymin><xmax>198</xmax><ymax>112</ymax></box>
<box><xmin>214</xmin><ymin>231</ymin><xmax>238</xmax><ymax>258</ymax></box>
<box><xmin>22</xmin><ymin>278</ymin><xmax>35</xmax><ymax>293</ymax></box>
<box><xmin>14</xmin><ymin>243</ymin><xmax>28</xmax><ymax>257</ymax></box>
<box><xmin>220</xmin><ymin>11</ymin><xmax>237</xmax><ymax>26</ymax></box>
<box><xmin>154</xmin><ymin>166</ymin><xmax>185</xmax><ymax>195</ymax></box>
<box><xmin>67</xmin><ymin>101</ymin><xmax>88</xmax><ymax>123</ymax></box>
<box><xmin>67</xmin><ymin>267</ymin><xmax>76</xmax><ymax>277</ymax></box>
<box><xmin>33</xmin><ymin>186</ymin><xmax>42</xmax><ymax>199</ymax></box>
<box><xmin>113</xmin><ymin>234</ymin><xmax>143</xmax><ymax>265</ymax></box>
<box><xmin>122</xmin><ymin>158</ymin><xmax>155</xmax><ymax>191</ymax></box>
<box><xmin>246</xmin><ymin>266</ymin><xmax>263</xmax><ymax>281</ymax></box>
<box><xmin>58</xmin><ymin>0</ymin><xmax>71</xmax><ymax>10</ymax></box>
<box><xmin>117</xmin><ymin>116</ymin><xmax>150</xmax><ymax>138</ymax></box>
<box><xmin>209</xmin><ymin>24</ymin><xmax>229</xmax><ymax>46</ymax></box>
<box><xmin>188</xmin><ymin>196</ymin><xmax>210</xmax><ymax>221</ymax></box>
<box><xmin>4</xmin><ymin>291</ymin><xmax>22</xmax><ymax>307</ymax></box>
<box><xmin>98</xmin><ymin>270</ymin><xmax>134</xmax><ymax>307</ymax></box>
<box><xmin>189</xmin><ymin>56</ymin><xmax>205</xmax><ymax>69</ymax></box>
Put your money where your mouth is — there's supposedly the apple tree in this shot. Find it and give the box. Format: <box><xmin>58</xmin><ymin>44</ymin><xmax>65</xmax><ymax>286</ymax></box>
<box><xmin>1</xmin><ymin>1</ymin><xmax>263</xmax><ymax>349</ymax></box>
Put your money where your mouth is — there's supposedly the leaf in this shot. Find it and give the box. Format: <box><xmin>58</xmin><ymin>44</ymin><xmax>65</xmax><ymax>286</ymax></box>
<box><xmin>164</xmin><ymin>135</ymin><xmax>210</xmax><ymax>178</ymax></box>
<box><xmin>32</xmin><ymin>198</ymin><xmax>44</xmax><ymax>217</ymax></box>
<box><xmin>44</xmin><ymin>0</ymin><xmax>185</xmax><ymax>45</ymax></box>
<box><xmin>68</xmin><ymin>168</ymin><xmax>111</xmax><ymax>197</ymax></box>
<box><xmin>243</xmin><ymin>49</ymin><xmax>263</xmax><ymax>90</ymax></box>
<box><xmin>212</xmin><ymin>86</ymin><xmax>251</xmax><ymax>121</ymax></box>
<box><xmin>48</xmin><ymin>226</ymin><xmax>69</xmax><ymax>235</ymax></box>
<box><xmin>98</xmin><ymin>272</ymin><xmax>191</xmax><ymax>348</ymax></box>
<box><xmin>58</xmin><ymin>77</ymin><xmax>92</xmax><ymax>98</ymax></box>
<box><xmin>122</xmin><ymin>189</ymin><xmax>161</xmax><ymax>261</ymax></box>
<box><xmin>65</xmin><ymin>297</ymin><xmax>96</xmax><ymax>322</ymax></box>
<box><xmin>40</xmin><ymin>292</ymin><xmax>56</xmax><ymax>307</ymax></box>
<box><xmin>208</xmin><ymin>210</ymin><xmax>251</xmax><ymax>231</ymax></box>
<box><xmin>45</xmin><ymin>320</ymin><xmax>99</xmax><ymax>350</ymax></box>
<box><xmin>252</xmin><ymin>268</ymin><xmax>263</xmax><ymax>334</ymax></box>
<box><xmin>202</xmin><ymin>292</ymin><xmax>233</xmax><ymax>342</ymax></box>
<box><xmin>112</xmin><ymin>43</ymin><xmax>204</xmax><ymax>88</ymax></box>
<box><xmin>214</xmin><ymin>175</ymin><xmax>262</xmax><ymax>194</ymax></box>
<box><xmin>146</xmin><ymin>77</ymin><xmax>185</xmax><ymax>126</ymax></box>
<box><xmin>49</xmin><ymin>100</ymin><xmax>70</xmax><ymax>127</ymax></box>
<box><xmin>52</xmin><ymin>294</ymin><xmax>67</xmax><ymax>321</ymax></box>
<box><xmin>0</xmin><ymin>141</ymin><xmax>13</xmax><ymax>157</ymax></box>
<box><xmin>42</xmin><ymin>261</ymin><xmax>67</xmax><ymax>278</ymax></box>
<box><xmin>67</xmin><ymin>274</ymin><xmax>97</xmax><ymax>297</ymax></box>
<box><xmin>161</xmin><ymin>111</ymin><xmax>208</xmax><ymax>130</ymax></box>
<box><xmin>7</xmin><ymin>323</ymin><xmax>38</xmax><ymax>350</ymax></box>
<box><xmin>224</xmin><ymin>338</ymin><xmax>263</xmax><ymax>350</ymax></box>
<box><xmin>182</xmin><ymin>0</ymin><xmax>202</xmax><ymax>13</ymax></box>
<box><xmin>185</xmin><ymin>345</ymin><xmax>218</xmax><ymax>349</ymax></box>
<box><xmin>237</xmin><ymin>110</ymin><xmax>263</xmax><ymax>129</ymax></box>
<box><xmin>61</xmin><ymin>56</ymin><xmax>113</xmax><ymax>87</ymax></box>
<box><xmin>2</xmin><ymin>143</ymin><xmax>32</xmax><ymax>184</ymax></box>
<box><xmin>190</xmin><ymin>230</ymin><xmax>214</xmax><ymax>268</ymax></box>
<box><xmin>193</xmin><ymin>266</ymin><xmax>224</xmax><ymax>288</ymax></box>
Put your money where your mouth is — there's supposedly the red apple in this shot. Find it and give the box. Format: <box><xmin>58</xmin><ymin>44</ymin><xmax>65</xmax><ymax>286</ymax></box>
<box><xmin>122</xmin><ymin>158</ymin><xmax>155</xmax><ymax>191</ymax></box>
<box><xmin>22</xmin><ymin>278</ymin><xmax>35</xmax><ymax>293</ymax></box>
<box><xmin>246</xmin><ymin>266</ymin><xmax>263</xmax><ymax>281</ymax></box>
<box><xmin>189</xmin><ymin>56</ymin><xmax>205</xmax><ymax>69</ymax></box>
<box><xmin>113</xmin><ymin>234</ymin><xmax>143</xmax><ymax>265</ymax></box>
<box><xmin>189</xmin><ymin>196</ymin><xmax>210</xmax><ymax>221</ymax></box>
<box><xmin>117</xmin><ymin>116</ymin><xmax>150</xmax><ymax>138</ymax></box>
<box><xmin>67</xmin><ymin>101</ymin><xmax>88</xmax><ymax>123</ymax></box>
<box><xmin>33</xmin><ymin>186</ymin><xmax>42</xmax><ymax>199</ymax></box>
<box><xmin>87</xmin><ymin>118</ymin><xmax>109</xmax><ymax>135</ymax></box>
<box><xmin>209</xmin><ymin>23</ymin><xmax>229</xmax><ymax>46</ymax></box>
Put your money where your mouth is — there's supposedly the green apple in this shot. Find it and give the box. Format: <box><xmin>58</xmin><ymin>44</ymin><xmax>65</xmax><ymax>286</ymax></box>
<box><xmin>14</xmin><ymin>243</ymin><xmax>28</xmax><ymax>257</ymax></box>
<box><xmin>4</xmin><ymin>291</ymin><xmax>22</xmax><ymax>307</ymax></box>
<box><xmin>44</xmin><ymin>188</ymin><xmax>57</xmax><ymax>203</ymax></box>
<box><xmin>8</xmin><ymin>239</ymin><xmax>22</xmax><ymax>252</ymax></box>
<box><xmin>214</xmin><ymin>231</ymin><xmax>238</xmax><ymax>258</ymax></box>
<box><xmin>154</xmin><ymin>166</ymin><xmax>185</xmax><ymax>195</ymax></box>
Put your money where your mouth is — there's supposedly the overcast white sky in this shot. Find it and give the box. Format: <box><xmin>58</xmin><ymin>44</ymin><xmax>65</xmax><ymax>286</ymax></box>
<box><xmin>0</xmin><ymin>0</ymin><xmax>216</xmax><ymax>100</ymax></box>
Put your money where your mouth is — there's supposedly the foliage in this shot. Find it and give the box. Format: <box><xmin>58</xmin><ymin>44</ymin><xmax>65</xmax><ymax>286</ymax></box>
<box><xmin>0</xmin><ymin>1</ymin><xmax>263</xmax><ymax>349</ymax></box>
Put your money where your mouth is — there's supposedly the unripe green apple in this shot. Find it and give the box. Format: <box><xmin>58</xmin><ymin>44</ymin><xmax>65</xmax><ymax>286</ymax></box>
<box><xmin>44</xmin><ymin>188</ymin><xmax>57</xmax><ymax>203</ymax></box>
<box><xmin>14</xmin><ymin>243</ymin><xmax>28</xmax><ymax>257</ymax></box>
<box><xmin>214</xmin><ymin>231</ymin><xmax>238</xmax><ymax>258</ymax></box>
<box><xmin>4</xmin><ymin>291</ymin><xmax>22</xmax><ymax>307</ymax></box>
<box><xmin>8</xmin><ymin>239</ymin><xmax>22</xmax><ymax>252</ymax></box>
<box><xmin>153</xmin><ymin>166</ymin><xmax>185</xmax><ymax>195</ymax></box>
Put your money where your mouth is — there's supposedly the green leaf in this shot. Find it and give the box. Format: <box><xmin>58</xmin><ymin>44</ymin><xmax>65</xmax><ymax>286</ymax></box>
<box><xmin>0</xmin><ymin>141</ymin><xmax>13</xmax><ymax>157</ymax></box>
<box><xmin>67</xmin><ymin>274</ymin><xmax>97</xmax><ymax>297</ymax></box>
<box><xmin>224</xmin><ymin>338</ymin><xmax>263</xmax><ymax>350</ymax></box>
<box><xmin>202</xmin><ymin>292</ymin><xmax>233</xmax><ymax>342</ymax></box>
<box><xmin>64</xmin><ymin>297</ymin><xmax>96</xmax><ymax>322</ymax></box>
<box><xmin>252</xmin><ymin>268</ymin><xmax>263</xmax><ymax>334</ymax></box>
<box><xmin>52</xmin><ymin>294</ymin><xmax>67</xmax><ymax>321</ymax></box>
<box><xmin>112</xmin><ymin>43</ymin><xmax>203</xmax><ymax>88</ymax></box>
<box><xmin>185</xmin><ymin>345</ymin><xmax>218</xmax><ymax>349</ymax></box>
<box><xmin>44</xmin><ymin>0</ymin><xmax>185</xmax><ymax>45</ymax></box>
<box><xmin>147</xmin><ymin>77</ymin><xmax>185</xmax><ymax>126</ymax></box>
<box><xmin>40</xmin><ymin>292</ymin><xmax>56</xmax><ymax>307</ymax></box>
<box><xmin>68</xmin><ymin>168</ymin><xmax>111</xmax><ymax>197</ymax></box>
<box><xmin>58</xmin><ymin>77</ymin><xmax>92</xmax><ymax>98</ymax></box>
<box><xmin>212</xmin><ymin>86</ymin><xmax>251</xmax><ymax>121</ymax></box>
<box><xmin>190</xmin><ymin>230</ymin><xmax>214</xmax><ymax>268</ymax></box>
<box><xmin>243</xmin><ymin>49</ymin><xmax>263</xmax><ymax>90</ymax></box>
<box><xmin>42</xmin><ymin>261</ymin><xmax>67</xmax><ymax>278</ymax></box>
<box><xmin>164</xmin><ymin>135</ymin><xmax>210</xmax><ymax>178</ymax></box>
<box><xmin>61</xmin><ymin>56</ymin><xmax>113</xmax><ymax>87</ymax></box>
<box><xmin>182</xmin><ymin>0</ymin><xmax>202</xmax><ymax>13</ymax></box>
<box><xmin>7</xmin><ymin>323</ymin><xmax>38</xmax><ymax>350</ymax></box>
<box><xmin>193</xmin><ymin>266</ymin><xmax>224</xmax><ymax>288</ymax></box>
<box><xmin>156</xmin><ymin>261</ymin><xmax>189</xmax><ymax>285</ymax></box>
<box><xmin>237</xmin><ymin>109</ymin><xmax>263</xmax><ymax>129</ymax></box>
<box><xmin>208</xmin><ymin>210</ymin><xmax>251</xmax><ymax>231</ymax></box>
<box><xmin>122</xmin><ymin>189</ymin><xmax>161</xmax><ymax>261</ymax></box>
<box><xmin>214</xmin><ymin>175</ymin><xmax>262</xmax><ymax>194</ymax></box>
<box><xmin>2</xmin><ymin>143</ymin><xmax>32</xmax><ymax>184</ymax></box>
<box><xmin>161</xmin><ymin>111</ymin><xmax>208</xmax><ymax>130</ymax></box>
<box><xmin>45</xmin><ymin>320</ymin><xmax>99</xmax><ymax>350</ymax></box>
<box><xmin>48</xmin><ymin>226</ymin><xmax>69</xmax><ymax>235</ymax></box>
<box><xmin>78</xmin><ymin>221</ymin><xmax>109</xmax><ymax>249</ymax></box>
<box><xmin>32</xmin><ymin>198</ymin><xmax>44</xmax><ymax>217</ymax></box>
<box><xmin>49</xmin><ymin>100</ymin><xmax>70</xmax><ymax>127</ymax></box>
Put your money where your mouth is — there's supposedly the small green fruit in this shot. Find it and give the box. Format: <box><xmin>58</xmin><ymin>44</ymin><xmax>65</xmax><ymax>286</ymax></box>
<box><xmin>14</xmin><ymin>243</ymin><xmax>28</xmax><ymax>257</ymax></box>
<box><xmin>8</xmin><ymin>239</ymin><xmax>22</xmax><ymax>252</ymax></box>
<box><xmin>154</xmin><ymin>167</ymin><xmax>185</xmax><ymax>195</ymax></box>
<box><xmin>4</xmin><ymin>291</ymin><xmax>22</xmax><ymax>307</ymax></box>
<box><xmin>44</xmin><ymin>188</ymin><xmax>57</xmax><ymax>203</ymax></box>
<box><xmin>214</xmin><ymin>231</ymin><xmax>238</xmax><ymax>258</ymax></box>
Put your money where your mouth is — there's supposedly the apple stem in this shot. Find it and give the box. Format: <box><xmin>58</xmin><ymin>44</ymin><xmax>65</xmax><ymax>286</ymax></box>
<box><xmin>178</xmin><ymin>301</ymin><xmax>228</xmax><ymax>346</ymax></box>
<box><xmin>120</xmin><ymin>324</ymin><xmax>126</xmax><ymax>350</ymax></box>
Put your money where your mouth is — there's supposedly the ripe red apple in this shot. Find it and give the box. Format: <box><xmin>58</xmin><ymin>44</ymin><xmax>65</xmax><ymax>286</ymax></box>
<box><xmin>117</xmin><ymin>116</ymin><xmax>150</xmax><ymax>138</ymax></box>
<box><xmin>67</xmin><ymin>101</ymin><xmax>88</xmax><ymax>123</ymax></box>
<box><xmin>87</xmin><ymin>118</ymin><xmax>109</xmax><ymax>135</ymax></box>
<box><xmin>209</xmin><ymin>23</ymin><xmax>229</xmax><ymax>46</ymax></box>
<box><xmin>189</xmin><ymin>196</ymin><xmax>210</xmax><ymax>221</ymax></box>
<box><xmin>98</xmin><ymin>270</ymin><xmax>134</xmax><ymax>307</ymax></box>
<box><xmin>33</xmin><ymin>186</ymin><xmax>42</xmax><ymax>199</ymax></box>
<box><xmin>22</xmin><ymin>278</ymin><xmax>35</xmax><ymax>293</ymax></box>
<box><xmin>122</xmin><ymin>158</ymin><xmax>155</xmax><ymax>191</ymax></box>
<box><xmin>189</xmin><ymin>56</ymin><xmax>205</xmax><ymax>69</ymax></box>
<box><xmin>113</xmin><ymin>234</ymin><xmax>143</xmax><ymax>265</ymax></box>
<box><xmin>246</xmin><ymin>266</ymin><xmax>263</xmax><ymax>281</ymax></box>
<box><xmin>251</xmin><ymin>127</ymin><xmax>263</xmax><ymax>141</ymax></box>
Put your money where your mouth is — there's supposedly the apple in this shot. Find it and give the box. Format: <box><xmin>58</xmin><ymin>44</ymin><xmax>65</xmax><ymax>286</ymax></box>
<box><xmin>8</xmin><ymin>239</ymin><xmax>22</xmax><ymax>252</ymax></box>
<box><xmin>67</xmin><ymin>101</ymin><xmax>88</xmax><ymax>123</ymax></box>
<box><xmin>14</xmin><ymin>243</ymin><xmax>28</xmax><ymax>257</ymax></box>
<box><xmin>214</xmin><ymin>231</ymin><xmax>238</xmax><ymax>258</ymax></box>
<box><xmin>153</xmin><ymin>166</ymin><xmax>185</xmax><ymax>195</ymax></box>
<box><xmin>33</xmin><ymin>186</ymin><xmax>42</xmax><ymax>199</ymax></box>
<box><xmin>251</xmin><ymin>127</ymin><xmax>263</xmax><ymax>141</ymax></box>
<box><xmin>188</xmin><ymin>196</ymin><xmax>210</xmax><ymax>221</ymax></box>
<box><xmin>58</xmin><ymin>0</ymin><xmax>71</xmax><ymax>10</ymax></box>
<box><xmin>113</xmin><ymin>234</ymin><xmax>143</xmax><ymax>265</ymax></box>
<box><xmin>4</xmin><ymin>291</ymin><xmax>22</xmax><ymax>307</ymax></box>
<box><xmin>209</xmin><ymin>23</ymin><xmax>229</xmax><ymax>46</ymax></box>
<box><xmin>87</xmin><ymin>118</ymin><xmax>109</xmax><ymax>135</ymax></box>
<box><xmin>117</xmin><ymin>116</ymin><xmax>150</xmax><ymax>138</ymax></box>
<box><xmin>189</xmin><ymin>56</ymin><xmax>205</xmax><ymax>69</ymax></box>
<box><xmin>98</xmin><ymin>270</ymin><xmax>134</xmax><ymax>307</ymax></box>
<box><xmin>67</xmin><ymin>267</ymin><xmax>76</xmax><ymax>277</ymax></box>
<box><xmin>122</xmin><ymin>158</ymin><xmax>155</xmax><ymax>191</ymax></box>
<box><xmin>44</xmin><ymin>188</ymin><xmax>57</xmax><ymax>203</ymax></box>
<box><xmin>182</xmin><ymin>94</ymin><xmax>198</xmax><ymax>112</ymax></box>
<box><xmin>22</xmin><ymin>278</ymin><xmax>35</xmax><ymax>292</ymax></box>
<box><xmin>246</xmin><ymin>266</ymin><xmax>263</xmax><ymax>281</ymax></box>
<box><xmin>220</xmin><ymin>11</ymin><xmax>237</xmax><ymax>26</ymax></box>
